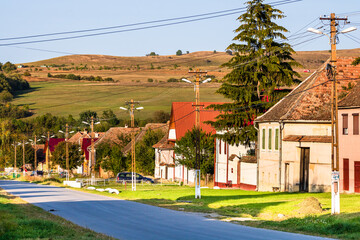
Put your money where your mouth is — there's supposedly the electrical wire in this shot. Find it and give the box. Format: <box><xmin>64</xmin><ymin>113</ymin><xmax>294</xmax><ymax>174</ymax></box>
<box><xmin>0</xmin><ymin>0</ymin><xmax>302</xmax><ymax>47</ymax></box>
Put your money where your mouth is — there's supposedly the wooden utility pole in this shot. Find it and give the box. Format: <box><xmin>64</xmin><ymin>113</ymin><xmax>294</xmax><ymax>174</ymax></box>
<box><xmin>34</xmin><ymin>135</ymin><xmax>37</xmax><ymax>174</ymax></box>
<box><xmin>46</xmin><ymin>131</ymin><xmax>50</xmax><ymax>175</ymax></box>
<box><xmin>66</xmin><ymin>124</ymin><xmax>69</xmax><ymax>181</ymax></box>
<box><xmin>187</xmin><ymin>69</ymin><xmax>207</xmax><ymax>199</ymax></box>
<box><xmin>319</xmin><ymin>13</ymin><xmax>348</xmax><ymax>215</ymax></box>
<box><xmin>13</xmin><ymin>141</ymin><xmax>17</xmax><ymax>173</ymax></box>
<box><xmin>121</xmin><ymin>99</ymin><xmax>142</xmax><ymax>191</ymax></box>
<box><xmin>90</xmin><ymin>117</ymin><xmax>95</xmax><ymax>177</ymax></box>
<box><xmin>22</xmin><ymin>140</ymin><xmax>25</xmax><ymax>176</ymax></box>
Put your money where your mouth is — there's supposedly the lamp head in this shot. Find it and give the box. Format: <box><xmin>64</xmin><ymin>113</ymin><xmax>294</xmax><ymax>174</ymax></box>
<box><xmin>307</xmin><ymin>28</ymin><xmax>324</xmax><ymax>35</ymax></box>
<box><xmin>340</xmin><ymin>26</ymin><xmax>357</xmax><ymax>34</ymax></box>
<box><xmin>181</xmin><ymin>78</ymin><xmax>192</xmax><ymax>84</ymax></box>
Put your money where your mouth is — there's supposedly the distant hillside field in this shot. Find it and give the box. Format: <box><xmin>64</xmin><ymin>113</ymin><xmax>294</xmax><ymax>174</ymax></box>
<box><xmin>13</xmin><ymin>49</ymin><xmax>360</xmax><ymax>119</ymax></box>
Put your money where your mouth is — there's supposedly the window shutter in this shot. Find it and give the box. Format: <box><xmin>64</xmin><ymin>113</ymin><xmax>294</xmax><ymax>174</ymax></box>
<box><xmin>268</xmin><ymin>128</ymin><xmax>272</xmax><ymax>150</ymax></box>
<box><xmin>353</xmin><ymin>114</ymin><xmax>359</xmax><ymax>135</ymax></box>
<box><xmin>262</xmin><ymin>129</ymin><xmax>265</xmax><ymax>149</ymax></box>
<box><xmin>343</xmin><ymin>114</ymin><xmax>348</xmax><ymax>135</ymax></box>
<box><xmin>275</xmin><ymin>129</ymin><xmax>279</xmax><ymax>150</ymax></box>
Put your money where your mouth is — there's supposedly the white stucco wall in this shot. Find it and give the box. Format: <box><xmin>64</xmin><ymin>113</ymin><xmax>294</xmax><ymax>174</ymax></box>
<box><xmin>258</xmin><ymin>121</ymin><xmax>332</xmax><ymax>192</ymax></box>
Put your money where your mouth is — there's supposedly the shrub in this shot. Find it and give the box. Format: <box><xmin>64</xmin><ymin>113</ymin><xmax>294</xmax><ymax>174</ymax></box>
<box><xmin>23</xmin><ymin>71</ymin><xmax>31</xmax><ymax>76</ymax></box>
<box><xmin>167</xmin><ymin>78</ymin><xmax>178</xmax><ymax>82</ymax></box>
<box><xmin>147</xmin><ymin>78</ymin><xmax>154</xmax><ymax>82</ymax></box>
<box><xmin>176</xmin><ymin>50</ymin><xmax>182</xmax><ymax>56</ymax></box>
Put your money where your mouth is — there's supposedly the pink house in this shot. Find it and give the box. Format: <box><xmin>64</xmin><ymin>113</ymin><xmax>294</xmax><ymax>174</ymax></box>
<box><xmin>338</xmin><ymin>81</ymin><xmax>360</xmax><ymax>193</ymax></box>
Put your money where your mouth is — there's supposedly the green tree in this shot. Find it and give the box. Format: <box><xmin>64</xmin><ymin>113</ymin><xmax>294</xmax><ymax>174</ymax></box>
<box><xmin>207</xmin><ymin>0</ymin><xmax>299</xmax><ymax>146</ymax></box>
<box><xmin>101</xmin><ymin>109</ymin><xmax>119</xmax><ymax>126</ymax></box>
<box><xmin>153</xmin><ymin>110</ymin><xmax>170</xmax><ymax>123</ymax></box>
<box><xmin>79</xmin><ymin>110</ymin><xmax>97</xmax><ymax>123</ymax></box>
<box><xmin>352</xmin><ymin>57</ymin><xmax>360</xmax><ymax>66</ymax></box>
<box><xmin>176</xmin><ymin>50</ymin><xmax>183</xmax><ymax>56</ymax></box>
<box><xmin>0</xmin><ymin>91</ymin><xmax>13</xmax><ymax>104</ymax></box>
<box><xmin>52</xmin><ymin>141</ymin><xmax>84</xmax><ymax>170</ymax></box>
<box><xmin>174</xmin><ymin>127</ymin><xmax>214</xmax><ymax>176</ymax></box>
<box><xmin>2</xmin><ymin>62</ymin><xmax>16</xmax><ymax>72</ymax></box>
<box><xmin>129</xmin><ymin>129</ymin><xmax>164</xmax><ymax>175</ymax></box>
<box><xmin>96</xmin><ymin>143</ymin><xmax>127</xmax><ymax>175</ymax></box>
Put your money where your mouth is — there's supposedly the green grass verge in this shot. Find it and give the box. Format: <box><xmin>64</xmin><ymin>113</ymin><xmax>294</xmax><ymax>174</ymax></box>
<box><xmin>0</xmin><ymin>189</ymin><xmax>114</xmax><ymax>240</ymax></box>
<box><xmin>13</xmin><ymin>80</ymin><xmax>226</xmax><ymax>119</ymax></box>
<box><xmin>14</xmin><ymin>178</ymin><xmax>360</xmax><ymax>239</ymax></box>
<box><xmin>79</xmin><ymin>183</ymin><xmax>360</xmax><ymax>239</ymax></box>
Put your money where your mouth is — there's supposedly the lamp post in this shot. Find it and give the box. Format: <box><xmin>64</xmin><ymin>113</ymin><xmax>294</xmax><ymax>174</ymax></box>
<box><xmin>120</xmin><ymin>100</ymin><xmax>143</xmax><ymax>191</ymax></box>
<box><xmin>12</xmin><ymin>142</ymin><xmax>21</xmax><ymax>177</ymax></box>
<box><xmin>82</xmin><ymin>117</ymin><xmax>100</xmax><ymax>184</ymax></box>
<box><xmin>28</xmin><ymin>135</ymin><xmax>41</xmax><ymax>176</ymax></box>
<box><xmin>182</xmin><ymin>70</ymin><xmax>211</xmax><ymax>199</ymax></box>
<box><xmin>308</xmin><ymin>14</ymin><xmax>356</xmax><ymax>214</ymax></box>
<box><xmin>42</xmin><ymin>132</ymin><xmax>55</xmax><ymax>177</ymax></box>
<box><xmin>59</xmin><ymin>125</ymin><xmax>75</xmax><ymax>181</ymax></box>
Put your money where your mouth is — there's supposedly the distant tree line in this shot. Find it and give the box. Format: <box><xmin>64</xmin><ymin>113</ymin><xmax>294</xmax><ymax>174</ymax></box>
<box><xmin>47</xmin><ymin>73</ymin><xmax>114</xmax><ymax>82</ymax></box>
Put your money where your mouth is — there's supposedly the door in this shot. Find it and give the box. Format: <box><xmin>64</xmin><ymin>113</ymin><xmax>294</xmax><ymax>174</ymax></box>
<box><xmin>299</xmin><ymin>148</ymin><xmax>310</xmax><ymax>192</ymax></box>
<box><xmin>343</xmin><ymin>159</ymin><xmax>349</xmax><ymax>191</ymax></box>
<box><xmin>355</xmin><ymin>162</ymin><xmax>360</xmax><ymax>193</ymax></box>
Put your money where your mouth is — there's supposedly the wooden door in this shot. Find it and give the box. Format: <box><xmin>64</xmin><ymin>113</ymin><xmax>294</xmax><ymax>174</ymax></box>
<box><xmin>343</xmin><ymin>159</ymin><xmax>349</xmax><ymax>191</ymax></box>
<box><xmin>299</xmin><ymin>148</ymin><xmax>310</xmax><ymax>192</ymax></box>
<box><xmin>355</xmin><ymin>162</ymin><xmax>360</xmax><ymax>193</ymax></box>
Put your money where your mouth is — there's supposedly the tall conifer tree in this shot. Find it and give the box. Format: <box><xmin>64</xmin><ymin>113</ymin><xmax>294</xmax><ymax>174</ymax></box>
<box><xmin>208</xmin><ymin>0</ymin><xmax>299</xmax><ymax>145</ymax></box>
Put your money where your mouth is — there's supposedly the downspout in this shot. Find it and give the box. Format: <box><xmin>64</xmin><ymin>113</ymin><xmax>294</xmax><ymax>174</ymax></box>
<box><xmin>279</xmin><ymin>121</ymin><xmax>284</xmax><ymax>191</ymax></box>
<box><xmin>214</xmin><ymin>138</ymin><xmax>217</xmax><ymax>186</ymax></box>
<box><xmin>254</xmin><ymin>123</ymin><xmax>259</xmax><ymax>191</ymax></box>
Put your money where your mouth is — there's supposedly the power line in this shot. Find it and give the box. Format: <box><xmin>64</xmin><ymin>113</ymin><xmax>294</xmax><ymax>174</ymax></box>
<box><xmin>0</xmin><ymin>0</ymin><xmax>301</xmax><ymax>47</ymax></box>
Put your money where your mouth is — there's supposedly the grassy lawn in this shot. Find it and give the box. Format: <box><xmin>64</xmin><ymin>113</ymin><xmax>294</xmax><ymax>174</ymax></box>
<box><xmin>79</xmin><ymin>183</ymin><xmax>360</xmax><ymax>240</ymax></box>
<box><xmin>0</xmin><ymin>188</ymin><xmax>114</xmax><ymax>240</ymax></box>
<box><xmin>12</xmin><ymin>80</ymin><xmax>226</xmax><ymax>119</ymax></box>
<box><xmin>5</xmin><ymin>176</ymin><xmax>360</xmax><ymax>239</ymax></box>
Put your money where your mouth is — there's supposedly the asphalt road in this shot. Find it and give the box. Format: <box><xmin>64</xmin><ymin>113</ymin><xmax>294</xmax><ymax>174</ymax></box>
<box><xmin>0</xmin><ymin>180</ymin><xmax>332</xmax><ymax>240</ymax></box>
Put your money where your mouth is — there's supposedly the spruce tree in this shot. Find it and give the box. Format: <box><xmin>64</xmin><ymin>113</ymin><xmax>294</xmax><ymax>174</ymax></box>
<box><xmin>208</xmin><ymin>0</ymin><xmax>299</xmax><ymax>146</ymax></box>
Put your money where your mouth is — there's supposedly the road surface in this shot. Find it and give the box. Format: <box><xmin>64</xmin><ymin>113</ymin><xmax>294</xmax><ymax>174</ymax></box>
<box><xmin>0</xmin><ymin>180</ymin><xmax>331</xmax><ymax>240</ymax></box>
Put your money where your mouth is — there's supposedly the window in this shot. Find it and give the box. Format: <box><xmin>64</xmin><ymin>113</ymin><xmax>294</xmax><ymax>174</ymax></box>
<box><xmin>343</xmin><ymin>159</ymin><xmax>349</xmax><ymax>191</ymax></box>
<box><xmin>262</xmin><ymin>129</ymin><xmax>266</xmax><ymax>150</ymax></box>
<box><xmin>224</xmin><ymin>142</ymin><xmax>227</xmax><ymax>155</ymax></box>
<box><xmin>343</xmin><ymin>114</ymin><xmax>348</xmax><ymax>135</ymax></box>
<box><xmin>268</xmin><ymin>128</ymin><xmax>272</xmax><ymax>150</ymax></box>
<box><xmin>275</xmin><ymin>129</ymin><xmax>279</xmax><ymax>150</ymax></box>
<box><xmin>353</xmin><ymin>114</ymin><xmax>359</xmax><ymax>135</ymax></box>
<box><xmin>219</xmin><ymin>139</ymin><xmax>221</xmax><ymax>154</ymax></box>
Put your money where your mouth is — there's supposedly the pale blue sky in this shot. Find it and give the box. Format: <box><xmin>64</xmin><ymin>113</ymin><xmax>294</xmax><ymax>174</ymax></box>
<box><xmin>1</xmin><ymin>0</ymin><xmax>360</xmax><ymax>63</ymax></box>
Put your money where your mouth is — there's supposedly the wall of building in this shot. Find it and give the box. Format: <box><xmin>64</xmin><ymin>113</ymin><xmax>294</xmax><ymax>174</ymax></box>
<box><xmin>258</xmin><ymin>122</ymin><xmax>332</xmax><ymax>192</ymax></box>
<box><xmin>240</xmin><ymin>162</ymin><xmax>257</xmax><ymax>186</ymax></box>
<box><xmin>339</xmin><ymin>108</ymin><xmax>360</xmax><ymax>193</ymax></box>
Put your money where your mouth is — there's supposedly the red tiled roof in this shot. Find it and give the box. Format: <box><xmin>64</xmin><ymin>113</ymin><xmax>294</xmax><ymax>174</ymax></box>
<box><xmin>256</xmin><ymin>57</ymin><xmax>360</xmax><ymax>122</ymax></box>
<box><xmin>170</xmin><ymin>102</ymin><xmax>225</xmax><ymax>141</ymax></box>
<box><xmin>152</xmin><ymin>135</ymin><xmax>175</xmax><ymax>149</ymax></box>
<box><xmin>44</xmin><ymin>138</ymin><xmax>65</xmax><ymax>153</ymax></box>
<box><xmin>94</xmin><ymin>127</ymin><xmax>137</xmax><ymax>147</ymax></box>
<box><xmin>339</xmin><ymin>80</ymin><xmax>360</xmax><ymax>108</ymax></box>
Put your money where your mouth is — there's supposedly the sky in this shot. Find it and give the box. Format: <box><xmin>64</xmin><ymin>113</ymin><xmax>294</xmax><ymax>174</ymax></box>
<box><xmin>1</xmin><ymin>0</ymin><xmax>360</xmax><ymax>63</ymax></box>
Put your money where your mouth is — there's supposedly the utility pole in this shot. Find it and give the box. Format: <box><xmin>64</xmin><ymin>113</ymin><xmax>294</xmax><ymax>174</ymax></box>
<box><xmin>34</xmin><ymin>135</ymin><xmax>37</xmax><ymax>175</ymax></box>
<box><xmin>47</xmin><ymin>131</ymin><xmax>50</xmax><ymax>177</ymax></box>
<box><xmin>319</xmin><ymin>13</ymin><xmax>346</xmax><ymax>215</ymax></box>
<box><xmin>182</xmin><ymin>69</ymin><xmax>211</xmax><ymax>199</ymax></box>
<box><xmin>22</xmin><ymin>140</ymin><xmax>25</xmax><ymax>176</ymax></box>
<box><xmin>13</xmin><ymin>141</ymin><xmax>17</xmax><ymax>176</ymax></box>
<box><xmin>66</xmin><ymin>124</ymin><xmax>69</xmax><ymax>181</ymax></box>
<box><xmin>91</xmin><ymin>117</ymin><xmax>95</xmax><ymax>184</ymax></box>
<box><xmin>120</xmin><ymin>100</ymin><xmax>143</xmax><ymax>191</ymax></box>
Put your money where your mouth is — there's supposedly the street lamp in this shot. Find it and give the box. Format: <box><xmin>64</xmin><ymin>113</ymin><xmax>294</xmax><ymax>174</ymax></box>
<box><xmin>120</xmin><ymin>100</ymin><xmax>143</xmax><ymax>191</ymax></box>
<box><xmin>182</xmin><ymin>71</ymin><xmax>211</xmax><ymax>199</ymax></box>
<box><xmin>59</xmin><ymin>125</ymin><xmax>75</xmax><ymax>181</ymax></box>
<box><xmin>82</xmin><ymin>117</ymin><xmax>100</xmax><ymax>183</ymax></box>
<box><xmin>41</xmin><ymin>133</ymin><xmax>55</xmax><ymax>177</ymax></box>
<box><xmin>308</xmin><ymin>14</ymin><xmax>356</xmax><ymax>215</ymax></box>
<box><xmin>28</xmin><ymin>136</ymin><xmax>41</xmax><ymax>176</ymax></box>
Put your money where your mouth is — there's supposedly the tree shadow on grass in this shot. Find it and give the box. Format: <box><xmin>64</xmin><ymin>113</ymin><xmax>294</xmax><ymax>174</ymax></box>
<box><xmin>13</xmin><ymin>87</ymin><xmax>41</xmax><ymax>99</ymax></box>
